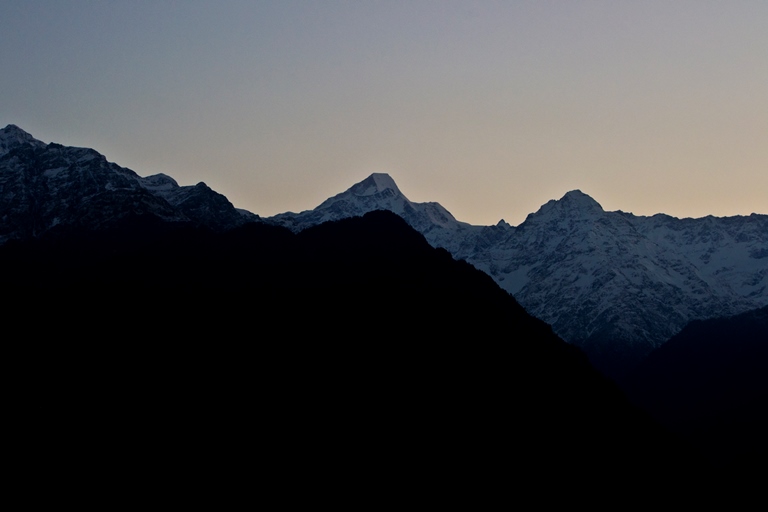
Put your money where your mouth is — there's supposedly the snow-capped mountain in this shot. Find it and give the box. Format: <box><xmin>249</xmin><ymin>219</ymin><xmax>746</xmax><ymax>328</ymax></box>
<box><xmin>4</xmin><ymin>124</ymin><xmax>765</xmax><ymax>375</ymax></box>
<box><xmin>0</xmin><ymin>125</ymin><xmax>257</xmax><ymax>242</ymax></box>
<box><xmin>268</xmin><ymin>172</ymin><xmax>512</xmax><ymax>257</ymax></box>
<box><xmin>269</xmin><ymin>174</ymin><xmax>768</xmax><ymax>374</ymax></box>
<box><xmin>483</xmin><ymin>191</ymin><xmax>767</xmax><ymax>372</ymax></box>
<box><xmin>270</xmin><ymin>173</ymin><xmax>467</xmax><ymax>234</ymax></box>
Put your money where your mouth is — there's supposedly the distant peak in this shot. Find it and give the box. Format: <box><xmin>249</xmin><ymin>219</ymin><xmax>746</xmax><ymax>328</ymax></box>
<box><xmin>0</xmin><ymin>124</ymin><xmax>45</xmax><ymax>154</ymax></box>
<box><xmin>562</xmin><ymin>189</ymin><xmax>587</xmax><ymax>198</ymax></box>
<box><xmin>2</xmin><ymin>124</ymin><xmax>30</xmax><ymax>136</ymax></box>
<box><xmin>559</xmin><ymin>190</ymin><xmax>603</xmax><ymax>209</ymax></box>
<box><xmin>349</xmin><ymin>173</ymin><xmax>403</xmax><ymax>197</ymax></box>
<box><xmin>527</xmin><ymin>189</ymin><xmax>604</xmax><ymax>221</ymax></box>
<box><xmin>140</xmin><ymin>173</ymin><xmax>179</xmax><ymax>191</ymax></box>
<box><xmin>1</xmin><ymin>124</ymin><xmax>36</xmax><ymax>141</ymax></box>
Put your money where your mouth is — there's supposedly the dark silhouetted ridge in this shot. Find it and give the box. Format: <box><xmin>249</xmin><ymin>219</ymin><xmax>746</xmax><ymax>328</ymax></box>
<box><xmin>7</xmin><ymin>210</ymin><xmax>709</xmax><ymax>502</ymax></box>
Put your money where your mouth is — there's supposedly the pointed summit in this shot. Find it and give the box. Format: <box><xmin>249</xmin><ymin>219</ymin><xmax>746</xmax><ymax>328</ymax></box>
<box><xmin>267</xmin><ymin>172</ymin><xmax>472</xmax><ymax>243</ymax></box>
<box><xmin>1</xmin><ymin>124</ymin><xmax>33</xmax><ymax>138</ymax></box>
<box><xmin>526</xmin><ymin>189</ymin><xmax>604</xmax><ymax>222</ymax></box>
<box><xmin>0</xmin><ymin>124</ymin><xmax>46</xmax><ymax>155</ymax></box>
<box><xmin>314</xmin><ymin>173</ymin><xmax>410</xmax><ymax>213</ymax></box>
<box><xmin>348</xmin><ymin>173</ymin><xmax>403</xmax><ymax>198</ymax></box>
<box><xmin>559</xmin><ymin>189</ymin><xmax>603</xmax><ymax>210</ymax></box>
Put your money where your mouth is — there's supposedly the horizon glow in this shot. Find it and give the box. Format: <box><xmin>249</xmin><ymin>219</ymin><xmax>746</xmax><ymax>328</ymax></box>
<box><xmin>2</xmin><ymin>1</ymin><xmax>766</xmax><ymax>226</ymax></box>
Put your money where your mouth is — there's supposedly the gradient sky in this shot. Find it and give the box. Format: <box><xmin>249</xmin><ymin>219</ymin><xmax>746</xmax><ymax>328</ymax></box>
<box><xmin>2</xmin><ymin>1</ymin><xmax>766</xmax><ymax>226</ymax></box>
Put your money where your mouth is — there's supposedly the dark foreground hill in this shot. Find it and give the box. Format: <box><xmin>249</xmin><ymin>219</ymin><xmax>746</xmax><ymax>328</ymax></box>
<box><xmin>626</xmin><ymin>305</ymin><xmax>768</xmax><ymax>487</ymax></box>
<box><xmin>9</xmin><ymin>211</ymin><xmax>708</xmax><ymax>502</ymax></box>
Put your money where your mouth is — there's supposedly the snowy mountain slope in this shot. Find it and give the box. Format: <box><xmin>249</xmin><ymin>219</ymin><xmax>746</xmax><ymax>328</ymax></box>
<box><xmin>3</xmin><ymin>124</ymin><xmax>764</xmax><ymax>374</ymax></box>
<box><xmin>268</xmin><ymin>175</ymin><xmax>768</xmax><ymax>373</ymax></box>
<box><xmin>268</xmin><ymin>172</ymin><xmax>512</xmax><ymax>255</ymax></box>
<box><xmin>483</xmin><ymin>192</ymin><xmax>768</xmax><ymax>371</ymax></box>
<box><xmin>0</xmin><ymin>124</ymin><xmax>46</xmax><ymax>154</ymax></box>
<box><xmin>0</xmin><ymin>125</ymin><xmax>257</xmax><ymax>242</ymax></box>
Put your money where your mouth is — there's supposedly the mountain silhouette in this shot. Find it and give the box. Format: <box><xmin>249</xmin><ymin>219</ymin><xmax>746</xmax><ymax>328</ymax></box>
<box><xmin>626</xmin><ymin>305</ymin><xmax>768</xmax><ymax>485</ymax></box>
<box><xmin>8</xmin><ymin>210</ymin><xmax>708</xmax><ymax>501</ymax></box>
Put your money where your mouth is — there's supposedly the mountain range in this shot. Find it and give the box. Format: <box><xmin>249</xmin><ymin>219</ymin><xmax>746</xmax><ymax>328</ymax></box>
<box><xmin>3</xmin><ymin>123</ymin><xmax>767</xmax><ymax>378</ymax></box>
<box><xmin>0</xmin><ymin>124</ymin><xmax>257</xmax><ymax>243</ymax></box>
<box><xmin>268</xmin><ymin>172</ymin><xmax>768</xmax><ymax>376</ymax></box>
<box><xmin>5</xmin><ymin>123</ymin><xmax>766</xmax><ymax>495</ymax></box>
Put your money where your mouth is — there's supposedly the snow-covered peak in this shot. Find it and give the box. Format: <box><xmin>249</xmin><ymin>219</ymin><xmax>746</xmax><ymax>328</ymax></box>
<box><xmin>526</xmin><ymin>189</ymin><xmax>604</xmax><ymax>222</ymax></box>
<box><xmin>0</xmin><ymin>126</ymin><xmax>256</xmax><ymax>238</ymax></box>
<box><xmin>562</xmin><ymin>189</ymin><xmax>599</xmax><ymax>202</ymax></box>
<box><xmin>0</xmin><ymin>124</ymin><xmax>46</xmax><ymax>155</ymax></box>
<box><xmin>140</xmin><ymin>173</ymin><xmax>179</xmax><ymax>191</ymax></box>
<box><xmin>558</xmin><ymin>190</ymin><xmax>604</xmax><ymax>211</ymax></box>
<box><xmin>1</xmin><ymin>124</ymin><xmax>36</xmax><ymax>141</ymax></box>
<box><xmin>267</xmin><ymin>172</ymin><xmax>479</xmax><ymax>252</ymax></box>
<box><xmin>348</xmin><ymin>173</ymin><xmax>403</xmax><ymax>198</ymax></box>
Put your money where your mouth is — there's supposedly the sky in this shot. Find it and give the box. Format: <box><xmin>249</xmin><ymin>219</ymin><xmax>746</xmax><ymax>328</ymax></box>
<box><xmin>2</xmin><ymin>1</ymin><xmax>766</xmax><ymax>226</ymax></box>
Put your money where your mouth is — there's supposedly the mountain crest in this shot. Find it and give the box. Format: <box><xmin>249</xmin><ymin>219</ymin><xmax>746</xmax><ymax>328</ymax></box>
<box><xmin>0</xmin><ymin>125</ymin><xmax>256</xmax><ymax>240</ymax></box>
<box><xmin>1</xmin><ymin>124</ymin><xmax>46</xmax><ymax>155</ymax></box>
<box><xmin>526</xmin><ymin>189</ymin><xmax>604</xmax><ymax>222</ymax></box>
<box><xmin>268</xmin><ymin>172</ymin><xmax>475</xmax><ymax>246</ymax></box>
<box><xmin>348</xmin><ymin>173</ymin><xmax>403</xmax><ymax>198</ymax></box>
<box><xmin>558</xmin><ymin>189</ymin><xmax>603</xmax><ymax>211</ymax></box>
<box><xmin>140</xmin><ymin>173</ymin><xmax>180</xmax><ymax>191</ymax></box>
